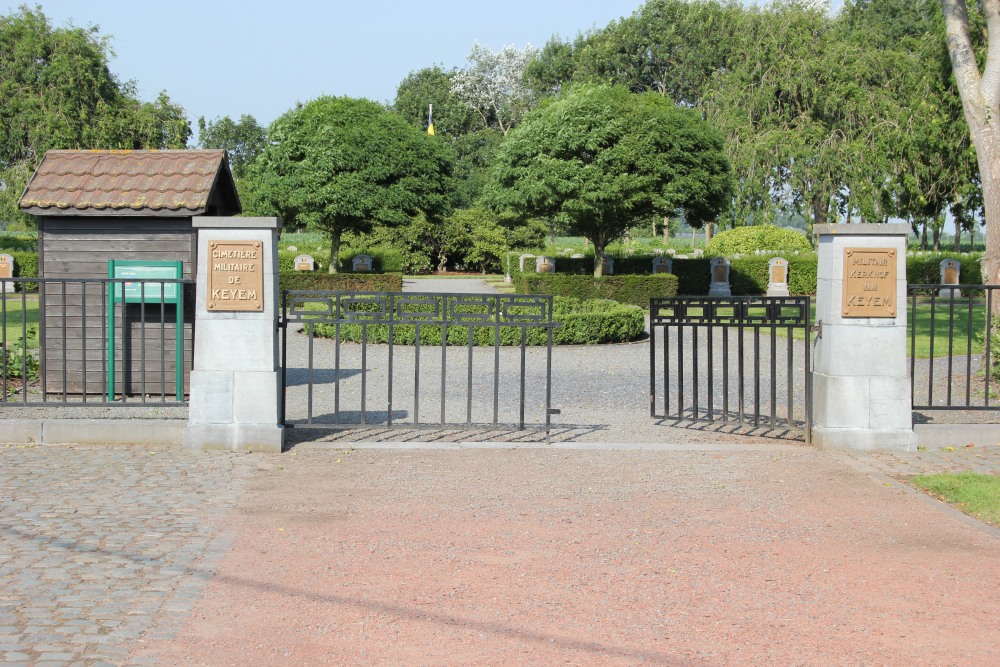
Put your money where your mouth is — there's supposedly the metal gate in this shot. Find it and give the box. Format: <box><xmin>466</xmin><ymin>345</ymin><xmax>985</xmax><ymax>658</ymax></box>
<box><xmin>280</xmin><ymin>290</ymin><xmax>560</xmax><ymax>434</ymax></box>
<box><xmin>649</xmin><ymin>296</ymin><xmax>812</xmax><ymax>441</ymax></box>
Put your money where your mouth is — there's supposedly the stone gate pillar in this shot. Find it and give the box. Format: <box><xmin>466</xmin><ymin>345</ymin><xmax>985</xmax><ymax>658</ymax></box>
<box><xmin>185</xmin><ymin>216</ymin><xmax>284</xmax><ymax>452</ymax></box>
<box><xmin>812</xmin><ymin>224</ymin><xmax>913</xmax><ymax>450</ymax></box>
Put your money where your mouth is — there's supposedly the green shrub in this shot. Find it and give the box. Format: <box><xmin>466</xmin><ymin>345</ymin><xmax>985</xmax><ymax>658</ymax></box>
<box><xmin>278</xmin><ymin>272</ymin><xmax>403</xmax><ymax>292</ymax></box>
<box><xmin>0</xmin><ymin>233</ymin><xmax>38</xmax><ymax>251</ymax></box>
<box><xmin>8</xmin><ymin>250</ymin><xmax>38</xmax><ymax>291</ymax></box>
<box><xmin>276</xmin><ymin>246</ymin><xmax>405</xmax><ymax>273</ymax></box>
<box><xmin>906</xmin><ymin>252</ymin><xmax>983</xmax><ymax>285</ymax></box>
<box><xmin>516</xmin><ymin>273</ymin><xmax>678</xmax><ymax>306</ymax></box>
<box><xmin>310</xmin><ymin>296</ymin><xmax>644</xmax><ymax>345</ymax></box>
<box><xmin>706</xmin><ymin>225</ymin><xmax>811</xmax><ymax>255</ymax></box>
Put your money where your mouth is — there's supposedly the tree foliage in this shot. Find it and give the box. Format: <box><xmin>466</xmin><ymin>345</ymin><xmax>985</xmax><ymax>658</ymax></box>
<box><xmin>486</xmin><ymin>84</ymin><xmax>733</xmax><ymax>276</ymax></box>
<box><xmin>243</xmin><ymin>96</ymin><xmax>453</xmax><ymax>272</ymax></box>
<box><xmin>450</xmin><ymin>42</ymin><xmax>538</xmax><ymax>135</ymax></box>
<box><xmin>0</xmin><ymin>6</ymin><xmax>190</xmax><ymax>227</ymax></box>
<box><xmin>197</xmin><ymin>114</ymin><xmax>267</xmax><ymax>180</ymax></box>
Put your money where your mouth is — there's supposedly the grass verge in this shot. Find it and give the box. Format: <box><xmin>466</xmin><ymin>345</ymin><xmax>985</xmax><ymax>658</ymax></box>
<box><xmin>911</xmin><ymin>471</ymin><xmax>1000</xmax><ymax>527</ymax></box>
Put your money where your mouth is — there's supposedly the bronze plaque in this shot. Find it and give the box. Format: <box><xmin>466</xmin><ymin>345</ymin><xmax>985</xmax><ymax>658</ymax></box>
<box><xmin>712</xmin><ymin>264</ymin><xmax>728</xmax><ymax>283</ymax></box>
<box><xmin>770</xmin><ymin>264</ymin><xmax>787</xmax><ymax>284</ymax></box>
<box><xmin>0</xmin><ymin>261</ymin><xmax>11</xmax><ymax>279</ymax></box>
<box><xmin>944</xmin><ymin>266</ymin><xmax>958</xmax><ymax>285</ymax></box>
<box><xmin>842</xmin><ymin>248</ymin><xmax>896</xmax><ymax>318</ymax></box>
<box><xmin>207</xmin><ymin>241</ymin><xmax>264</xmax><ymax>312</ymax></box>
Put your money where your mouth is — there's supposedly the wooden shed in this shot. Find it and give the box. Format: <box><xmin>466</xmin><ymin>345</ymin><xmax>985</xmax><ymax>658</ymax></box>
<box><xmin>19</xmin><ymin>149</ymin><xmax>241</xmax><ymax>396</ymax></box>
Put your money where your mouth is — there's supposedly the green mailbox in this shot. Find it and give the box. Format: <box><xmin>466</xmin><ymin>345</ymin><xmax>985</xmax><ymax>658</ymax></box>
<box><xmin>107</xmin><ymin>260</ymin><xmax>184</xmax><ymax>401</ymax></box>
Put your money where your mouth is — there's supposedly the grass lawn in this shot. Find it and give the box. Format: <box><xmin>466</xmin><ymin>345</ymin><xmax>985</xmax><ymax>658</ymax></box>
<box><xmin>1</xmin><ymin>293</ymin><xmax>39</xmax><ymax>349</ymax></box>
<box><xmin>911</xmin><ymin>471</ymin><xmax>1000</xmax><ymax>527</ymax></box>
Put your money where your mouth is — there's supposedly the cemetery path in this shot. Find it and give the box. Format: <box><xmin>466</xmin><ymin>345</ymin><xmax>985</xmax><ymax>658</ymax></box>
<box><xmin>131</xmin><ymin>445</ymin><xmax>1000</xmax><ymax>666</ymax></box>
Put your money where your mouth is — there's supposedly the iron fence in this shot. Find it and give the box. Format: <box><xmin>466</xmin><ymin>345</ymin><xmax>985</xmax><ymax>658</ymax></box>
<box><xmin>0</xmin><ymin>277</ymin><xmax>194</xmax><ymax>407</ymax></box>
<box><xmin>908</xmin><ymin>284</ymin><xmax>999</xmax><ymax>412</ymax></box>
<box><xmin>281</xmin><ymin>290</ymin><xmax>560</xmax><ymax>432</ymax></box>
<box><xmin>649</xmin><ymin>296</ymin><xmax>811</xmax><ymax>441</ymax></box>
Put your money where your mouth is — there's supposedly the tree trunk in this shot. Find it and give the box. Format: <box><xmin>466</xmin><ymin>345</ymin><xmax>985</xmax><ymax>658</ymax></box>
<box><xmin>954</xmin><ymin>220</ymin><xmax>963</xmax><ymax>251</ymax></box>
<box><xmin>593</xmin><ymin>241</ymin><xmax>605</xmax><ymax>278</ymax></box>
<box><xmin>809</xmin><ymin>192</ymin><xmax>828</xmax><ymax>244</ymax></box>
<box><xmin>920</xmin><ymin>222</ymin><xmax>928</xmax><ymax>250</ymax></box>
<box><xmin>705</xmin><ymin>221</ymin><xmax>715</xmax><ymax>247</ymax></box>
<box><xmin>662</xmin><ymin>216</ymin><xmax>670</xmax><ymax>246</ymax></box>
<box><xmin>328</xmin><ymin>230</ymin><xmax>341</xmax><ymax>274</ymax></box>
<box><xmin>941</xmin><ymin>0</ymin><xmax>1000</xmax><ymax>310</ymax></box>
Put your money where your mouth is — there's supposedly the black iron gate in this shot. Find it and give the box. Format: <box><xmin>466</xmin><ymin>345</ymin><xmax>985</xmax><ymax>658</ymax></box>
<box><xmin>649</xmin><ymin>296</ymin><xmax>812</xmax><ymax>441</ymax></box>
<box><xmin>280</xmin><ymin>290</ymin><xmax>560</xmax><ymax>433</ymax></box>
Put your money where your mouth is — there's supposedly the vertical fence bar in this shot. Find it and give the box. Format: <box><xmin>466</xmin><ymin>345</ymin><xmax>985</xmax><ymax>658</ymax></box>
<box><xmin>81</xmin><ymin>283</ymin><xmax>88</xmax><ymax>401</ymax></box>
<box><xmin>360</xmin><ymin>323</ymin><xmax>368</xmax><ymax>426</ymax></box>
<box><xmin>722</xmin><ymin>327</ymin><xmax>729</xmax><ymax>422</ymax></box>
<box><xmin>928</xmin><ymin>295</ymin><xmax>936</xmax><ymax>406</ymax></box>
<box><xmin>414</xmin><ymin>322</ymin><xmax>421</xmax><ymax>425</ymax></box>
<box><xmin>159</xmin><ymin>283</ymin><xmax>166</xmax><ymax>401</ymax></box>
<box><xmin>139</xmin><ymin>282</ymin><xmax>147</xmax><ymax>400</ymax></box>
<box><xmin>707</xmin><ymin>326</ymin><xmax>714</xmax><ymax>421</ymax></box>
<box><xmin>986</xmin><ymin>288</ymin><xmax>994</xmax><ymax>407</ymax></box>
<box><xmin>307</xmin><ymin>322</ymin><xmax>315</xmax><ymax>424</ymax></box>
<box><xmin>786</xmin><ymin>327</ymin><xmax>794</xmax><ymax>426</ymax></box>
<box><xmin>910</xmin><ymin>290</ymin><xmax>918</xmax><ymax>407</ymax></box>
<box><xmin>280</xmin><ymin>291</ymin><xmax>287</xmax><ymax>425</ymax></box>
<box><xmin>440</xmin><ymin>314</ymin><xmax>448</xmax><ymax>426</ymax></box>
<box><xmin>545</xmin><ymin>323</ymin><xmax>554</xmax><ymax>435</ymax></box>
<box><xmin>965</xmin><ymin>291</ymin><xmax>974</xmax><ymax>406</ymax></box>
<box><xmin>804</xmin><ymin>296</ymin><xmax>812</xmax><ymax>445</ymax></box>
<box><xmin>387</xmin><ymin>300</ymin><xmax>395</xmax><ymax>427</ymax></box>
<box><xmin>1</xmin><ymin>285</ymin><xmax>7</xmax><ymax>401</ymax></box>
<box><xmin>946</xmin><ymin>295</ymin><xmax>955</xmax><ymax>405</ymax></box>
<box><xmin>677</xmin><ymin>326</ymin><xmax>685</xmax><ymax>419</ymax></box>
<box><xmin>649</xmin><ymin>309</ymin><xmax>656</xmax><ymax>417</ymax></box>
<box><xmin>466</xmin><ymin>323</ymin><xmax>474</xmax><ymax>426</ymax></box>
<box><xmin>333</xmin><ymin>311</ymin><xmax>341</xmax><ymax>425</ymax></box>
<box><xmin>493</xmin><ymin>319</ymin><xmax>500</xmax><ymax>425</ymax></box>
<box><xmin>753</xmin><ymin>324</ymin><xmax>761</xmax><ymax>428</ymax></box>
<box><xmin>770</xmin><ymin>321</ymin><xmax>777</xmax><ymax>427</ymax></box>
<box><xmin>692</xmin><ymin>324</ymin><xmax>700</xmax><ymax>420</ymax></box>
<box><xmin>663</xmin><ymin>325</ymin><xmax>670</xmax><ymax>418</ymax></box>
<box><xmin>61</xmin><ymin>281</ymin><xmax>68</xmax><ymax>402</ymax></box>
<box><xmin>519</xmin><ymin>325</ymin><xmax>527</xmax><ymax>429</ymax></box>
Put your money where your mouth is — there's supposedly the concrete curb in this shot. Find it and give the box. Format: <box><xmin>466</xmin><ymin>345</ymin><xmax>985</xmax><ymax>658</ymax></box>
<box><xmin>0</xmin><ymin>419</ymin><xmax>186</xmax><ymax>446</ymax></box>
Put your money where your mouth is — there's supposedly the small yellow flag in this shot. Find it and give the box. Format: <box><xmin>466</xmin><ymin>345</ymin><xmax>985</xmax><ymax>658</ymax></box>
<box><xmin>427</xmin><ymin>103</ymin><xmax>434</xmax><ymax>136</ymax></box>
<box><xmin>427</xmin><ymin>123</ymin><xmax>435</xmax><ymax>136</ymax></box>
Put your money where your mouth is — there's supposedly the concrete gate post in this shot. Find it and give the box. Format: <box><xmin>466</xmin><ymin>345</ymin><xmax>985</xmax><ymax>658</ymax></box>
<box><xmin>812</xmin><ymin>224</ymin><xmax>914</xmax><ymax>451</ymax></box>
<box><xmin>185</xmin><ymin>216</ymin><xmax>284</xmax><ymax>453</ymax></box>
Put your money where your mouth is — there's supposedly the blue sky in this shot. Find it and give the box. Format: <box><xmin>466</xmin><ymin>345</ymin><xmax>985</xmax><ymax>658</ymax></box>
<box><xmin>5</xmin><ymin>0</ymin><xmax>650</xmax><ymax>130</ymax></box>
<box><xmin>5</xmin><ymin>1</ymin><xmax>846</xmax><ymax>134</ymax></box>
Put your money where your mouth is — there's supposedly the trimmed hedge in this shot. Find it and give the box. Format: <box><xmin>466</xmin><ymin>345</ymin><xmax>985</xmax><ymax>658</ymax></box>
<box><xmin>906</xmin><ymin>252</ymin><xmax>983</xmax><ymax>285</ymax></box>
<box><xmin>311</xmin><ymin>296</ymin><xmax>645</xmax><ymax>346</ymax></box>
<box><xmin>706</xmin><ymin>225</ymin><xmax>811</xmax><ymax>255</ymax></box>
<box><xmin>516</xmin><ymin>274</ymin><xmax>679</xmax><ymax>306</ymax></box>
<box><xmin>277</xmin><ymin>247</ymin><xmax>405</xmax><ymax>273</ymax></box>
<box><xmin>278</xmin><ymin>272</ymin><xmax>403</xmax><ymax>292</ymax></box>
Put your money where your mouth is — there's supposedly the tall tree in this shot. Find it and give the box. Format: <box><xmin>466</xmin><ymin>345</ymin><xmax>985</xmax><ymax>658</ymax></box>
<box><xmin>486</xmin><ymin>84</ymin><xmax>733</xmax><ymax>276</ymax></box>
<box><xmin>198</xmin><ymin>114</ymin><xmax>267</xmax><ymax>180</ymax></box>
<box><xmin>450</xmin><ymin>42</ymin><xmax>538</xmax><ymax>136</ymax></box>
<box><xmin>941</xmin><ymin>0</ymin><xmax>1000</xmax><ymax>290</ymax></box>
<box><xmin>243</xmin><ymin>96</ymin><xmax>453</xmax><ymax>273</ymax></box>
<box><xmin>0</xmin><ymin>6</ymin><xmax>190</xmax><ymax>226</ymax></box>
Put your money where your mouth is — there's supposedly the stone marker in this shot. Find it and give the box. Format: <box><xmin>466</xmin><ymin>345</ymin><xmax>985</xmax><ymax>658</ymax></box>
<box><xmin>0</xmin><ymin>253</ymin><xmax>13</xmax><ymax>293</ymax></box>
<box><xmin>939</xmin><ymin>258</ymin><xmax>962</xmax><ymax>299</ymax></box>
<box><xmin>294</xmin><ymin>254</ymin><xmax>315</xmax><ymax>271</ymax></box>
<box><xmin>766</xmin><ymin>257</ymin><xmax>790</xmax><ymax>297</ymax></box>
<box><xmin>352</xmin><ymin>254</ymin><xmax>372</xmax><ymax>272</ymax></box>
<box><xmin>571</xmin><ymin>253</ymin><xmax>585</xmax><ymax>259</ymax></box>
<box><xmin>536</xmin><ymin>256</ymin><xmax>556</xmax><ymax>273</ymax></box>
<box><xmin>812</xmin><ymin>223</ymin><xmax>913</xmax><ymax>451</ymax></box>
<box><xmin>602</xmin><ymin>256</ymin><xmax>614</xmax><ymax>275</ymax></box>
<box><xmin>708</xmin><ymin>257</ymin><xmax>732</xmax><ymax>297</ymax></box>
<box><xmin>652</xmin><ymin>256</ymin><xmax>673</xmax><ymax>274</ymax></box>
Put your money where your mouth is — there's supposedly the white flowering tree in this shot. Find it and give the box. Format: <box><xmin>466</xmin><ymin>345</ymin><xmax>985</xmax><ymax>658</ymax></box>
<box><xmin>450</xmin><ymin>42</ymin><xmax>539</xmax><ymax>135</ymax></box>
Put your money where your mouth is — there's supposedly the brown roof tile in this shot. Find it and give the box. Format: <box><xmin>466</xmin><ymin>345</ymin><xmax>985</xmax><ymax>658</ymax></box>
<box><xmin>18</xmin><ymin>150</ymin><xmax>241</xmax><ymax>216</ymax></box>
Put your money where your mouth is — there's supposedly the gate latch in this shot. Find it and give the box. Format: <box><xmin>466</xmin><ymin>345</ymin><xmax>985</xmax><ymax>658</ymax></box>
<box><xmin>810</xmin><ymin>320</ymin><xmax>822</xmax><ymax>339</ymax></box>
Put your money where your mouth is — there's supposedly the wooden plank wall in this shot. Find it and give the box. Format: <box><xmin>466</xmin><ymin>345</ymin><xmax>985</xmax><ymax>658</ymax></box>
<box><xmin>39</xmin><ymin>217</ymin><xmax>196</xmax><ymax>396</ymax></box>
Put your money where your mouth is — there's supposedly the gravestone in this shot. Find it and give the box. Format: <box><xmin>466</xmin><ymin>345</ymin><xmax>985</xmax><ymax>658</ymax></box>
<box><xmin>652</xmin><ymin>256</ymin><xmax>673</xmax><ymax>274</ymax></box>
<box><xmin>352</xmin><ymin>254</ymin><xmax>372</xmax><ymax>273</ymax></box>
<box><xmin>0</xmin><ymin>253</ymin><xmax>13</xmax><ymax>293</ymax></box>
<box><xmin>571</xmin><ymin>253</ymin><xmax>585</xmax><ymax>259</ymax></box>
<box><xmin>602</xmin><ymin>256</ymin><xmax>614</xmax><ymax>275</ymax></box>
<box><xmin>294</xmin><ymin>254</ymin><xmax>315</xmax><ymax>271</ymax></box>
<box><xmin>518</xmin><ymin>254</ymin><xmax>536</xmax><ymax>272</ymax></box>
<box><xmin>536</xmin><ymin>256</ymin><xmax>556</xmax><ymax>273</ymax></box>
<box><xmin>939</xmin><ymin>259</ymin><xmax>962</xmax><ymax>299</ymax></box>
<box><xmin>766</xmin><ymin>257</ymin><xmax>790</xmax><ymax>297</ymax></box>
<box><xmin>708</xmin><ymin>257</ymin><xmax>732</xmax><ymax>297</ymax></box>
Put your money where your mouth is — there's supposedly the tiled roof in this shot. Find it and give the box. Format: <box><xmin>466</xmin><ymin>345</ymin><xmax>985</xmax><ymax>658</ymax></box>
<box><xmin>18</xmin><ymin>150</ymin><xmax>241</xmax><ymax>216</ymax></box>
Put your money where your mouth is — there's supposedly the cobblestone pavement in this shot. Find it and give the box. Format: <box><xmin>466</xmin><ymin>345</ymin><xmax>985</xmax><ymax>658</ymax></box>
<box><xmin>0</xmin><ymin>444</ymin><xmax>255</xmax><ymax>666</ymax></box>
<box><xmin>842</xmin><ymin>442</ymin><xmax>1000</xmax><ymax>478</ymax></box>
